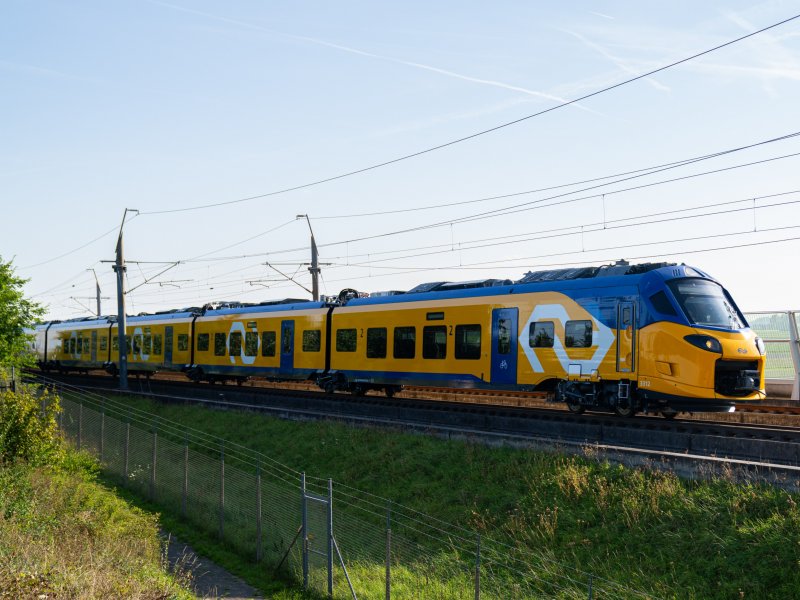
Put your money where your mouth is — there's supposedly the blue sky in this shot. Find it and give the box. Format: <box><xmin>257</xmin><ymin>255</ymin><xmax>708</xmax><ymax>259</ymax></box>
<box><xmin>3</xmin><ymin>0</ymin><xmax>800</xmax><ymax>319</ymax></box>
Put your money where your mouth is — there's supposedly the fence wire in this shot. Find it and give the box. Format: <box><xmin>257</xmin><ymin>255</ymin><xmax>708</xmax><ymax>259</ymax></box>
<box><xmin>39</xmin><ymin>376</ymin><xmax>656</xmax><ymax>599</ymax></box>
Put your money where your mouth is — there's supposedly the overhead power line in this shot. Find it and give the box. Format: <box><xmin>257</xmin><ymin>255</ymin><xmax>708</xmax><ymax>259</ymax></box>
<box><xmin>138</xmin><ymin>13</ymin><xmax>800</xmax><ymax>215</ymax></box>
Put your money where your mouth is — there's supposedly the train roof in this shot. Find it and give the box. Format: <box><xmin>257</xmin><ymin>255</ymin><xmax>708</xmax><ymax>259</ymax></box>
<box><xmin>344</xmin><ymin>262</ymin><xmax>715</xmax><ymax>307</ymax></box>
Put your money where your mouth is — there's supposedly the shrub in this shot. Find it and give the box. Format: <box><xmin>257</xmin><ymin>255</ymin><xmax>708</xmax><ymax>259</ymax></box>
<box><xmin>0</xmin><ymin>387</ymin><xmax>61</xmax><ymax>466</ymax></box>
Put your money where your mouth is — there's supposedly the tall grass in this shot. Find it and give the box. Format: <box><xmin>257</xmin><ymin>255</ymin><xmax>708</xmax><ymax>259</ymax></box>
<box><xmin>114</xmin><ymin>395</ymin><xmax>800</xmax><ymax>599</ymax></box>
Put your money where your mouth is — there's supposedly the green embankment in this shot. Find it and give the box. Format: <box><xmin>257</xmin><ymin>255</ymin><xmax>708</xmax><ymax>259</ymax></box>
<box><xmin>112</xmin><ymin>395</ymin><xmax>800</xmax><ymax>599</ymax></box>
<box><xmin>0</xmin><ymin>387</ymin><xmax>194</xmax><ymax>599</ymax></box>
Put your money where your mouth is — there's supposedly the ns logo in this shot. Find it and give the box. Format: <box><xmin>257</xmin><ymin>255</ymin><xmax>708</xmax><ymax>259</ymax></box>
<box><xmin>518</xmin><ymin>304</ymin><xmax>615</xmax><ymax>376</ymax></box>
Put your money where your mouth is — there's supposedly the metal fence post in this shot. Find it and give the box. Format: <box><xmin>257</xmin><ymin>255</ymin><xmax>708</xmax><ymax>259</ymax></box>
<box><xmin>327</xmin><ymin>478</ymin><xmax>334</xmax><ymax>599</ymax></box>
<box><xmin>385</xmin><ymin>507</ymin><xmax>392</xmax><ymax>600</ymax></box>
<box><xmin>99</xmin><ymin>408</ymin><xmax>105</xmax><ymax>464</ymax></box>
<box><xmin>10</xmin><ymin>365</ymin><xmax>15</xmax><ymax>393</ymax></box>
<box><xmin>788</xmin><ymin>310</ymin><xmax>800</xmax><ymax>400</ymax></box>
<box><xmin>219</xmin><ymin>442</ymin><xmax>225</xmax><ymax>541</ymax></box>
<box><xmin>150</xmin><ymin>420</ymin><xmax>157</xmax><ymax>501</ymax></box>
<box><xmin>40</xmin><ymin>397</ymin><xmax>46</xmax><ymax>420</ymax></box>
<box><xmin>588</xmin><ymin>574</ymin><xmax>593</xmax><ymax>599</ymax></box>
<box><xmin>77</xmin><ymin>400</ymin><xmax>83</xmax><ymax>450</ymax></box>
<box><xmin>301</xmin><ymin>472</ymin><xmax>308</xmax><ymax>590</ymax></box>
<box><xmin>474</xmin><ymin>534</ymin><xmax>481</xmax><ymax>600</ymax></box>
<box><xmin>123</xmin><ymin>421</ymin><xmax>130</xmax><ymax>483</ymax></box>
<box><xmin>256</xmin><ymin>463</ymin><xmax>263</xmax><ymax>563</ymax></box>
<box><xmin>182</xmin><ymin>434</ymin><xmax>188</xmax><ymax>518</ymax></box>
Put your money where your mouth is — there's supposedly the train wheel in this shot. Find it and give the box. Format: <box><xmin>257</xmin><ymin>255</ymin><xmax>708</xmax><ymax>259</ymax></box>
<box><xmin>565</xmin><ymin>399</ymin><xmax>585</xmax><ymax>414</ymax></box>
<box><xmin>661</xmin><ymin>408</ymin><xmax>678</xmax><ymax>420</ymax></box>
<box><xmin>350</xmin><ymin>384</ymin><xmax>365</xmax><ymax>396</ymax></box>
<box><xmin>614</xmin><ymin>397</ymin><xmax>636</xmax><ymax>418</ymax></box>
<box><xmin>323</xmin><ymin>381</ymin><xmax>335</xmax><ymax>394</ymax></box>
<box><xmin>385</xmin><ymin>386</ymin><xmax>396</xmax><ymax>398</ymax></box>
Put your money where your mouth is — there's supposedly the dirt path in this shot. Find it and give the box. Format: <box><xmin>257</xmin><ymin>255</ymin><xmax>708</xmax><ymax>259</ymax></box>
<box><xmin>162</xmin><ymin>533</ymin><xmax>264</xmax><ymax>599</ymax></box>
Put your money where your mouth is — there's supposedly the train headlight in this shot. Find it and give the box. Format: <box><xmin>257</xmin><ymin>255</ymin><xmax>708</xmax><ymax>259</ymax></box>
<box><xmin>755</xmin><ymin>337</ymin><xmax>766</xmax><ymax>356</ymax></box>
<box><xmin>684</xmin><ymin>334</ymin><xmax>722</xmax><ymax>353</ymax></box>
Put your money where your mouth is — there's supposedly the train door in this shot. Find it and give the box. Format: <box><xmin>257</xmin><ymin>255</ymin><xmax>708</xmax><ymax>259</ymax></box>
<box><xmin>90</xmin><ymin>331</ymin><xmax>97</xmax><ymax>363</ymax></box>
<box><xmin>280</xmin><ymin>320</ymin><xmax>295</xmax><ymax>374</ymax></box>
<box><xmin>491</xmin><ymin>308</ymin><xmax>518</xmax><ymax>386</ymax></box>
<box><xmin>164</xmin><ymin>326</ymin><xmax>173</xmax><ymax>367</ymax></box>
<box><xmin>616</xmin><ymin>301</ymin><xmax>636</xmax><ymax>373</ymax></box>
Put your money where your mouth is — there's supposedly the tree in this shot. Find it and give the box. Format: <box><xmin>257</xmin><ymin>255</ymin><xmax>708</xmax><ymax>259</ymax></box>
<box><xmin>0</xmin><ymin>256</ymin><xmax>44</xmax><ymax>368</ymax></box>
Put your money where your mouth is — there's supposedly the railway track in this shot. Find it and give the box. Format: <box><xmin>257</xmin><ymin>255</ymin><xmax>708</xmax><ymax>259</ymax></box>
<box><xmin>26</xmin><ymin>371</ymin><xmax>800</xmax><ymax>469</ymax></box>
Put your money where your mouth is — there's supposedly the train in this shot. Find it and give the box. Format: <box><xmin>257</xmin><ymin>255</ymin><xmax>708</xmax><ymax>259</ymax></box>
<box><xmin>30</xmin><ymin>260</ymin><xmax>766</xmax><ymax>418</ymax></box>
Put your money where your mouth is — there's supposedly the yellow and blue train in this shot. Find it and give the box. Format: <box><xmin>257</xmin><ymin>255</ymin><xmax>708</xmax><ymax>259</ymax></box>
<box><xmin>32</xmin><ymin>261</ymin><xmax>766</xmax><ymax>417</ymax></box>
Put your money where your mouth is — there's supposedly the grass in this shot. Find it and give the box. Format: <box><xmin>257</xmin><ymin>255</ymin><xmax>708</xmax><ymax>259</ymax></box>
<box><xmin>0</xmin><ymin>450</ymin><xmax>194</xmax><ymax>599</ymax></box>
<box><xmin>91</xmin><ymin>394</ymin><xmax>800</xmax><ymax>599</ymax></box>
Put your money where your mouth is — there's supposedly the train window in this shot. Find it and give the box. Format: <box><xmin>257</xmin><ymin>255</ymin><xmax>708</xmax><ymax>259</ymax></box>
<box><xmin>366</xmin><ymin>328</ymin><xmax>387</xmax><ymax>359</ymax></box>
<box><xmin>529</xmin><ymin>322</ymin><xmax>554</xmax><ymax>348</ymax></box>
<box><xmin>214</xmin><ymin>332</ymin><xmax>226</xmax><ymax>356</ymax></box>
<box><xmin>83</xmin><ymin>338</ymin><xmax>90</xmax><ymax>354</ymax></box>
<box><xmin>112</xmin><ymin>336</ymin><xmax>118</xmax><ymax>351</ymax></box>
<box><xmin>197</xmin><ymin>333</ymin><xmax>210</xmax><ymax>352</ymax></box>
<box><xmin>565</xmin><ymin>320</ymin><xmax>592</xmax><ymax>348</ymax></box>
<box><xmin>282</xmin><ymin>325</ymin><xmax>292</xmax><ymax>354</ymax></box>
<box><xmin>455</xmin><ymin>325</ymin><xmax>481</xmax><ymax>359</ymax></box>
<box><xmin>126</xmin><ymin>336</ymin><xmax>131</xmax><ymax>354</ymax></box>
<box><xmin>303</xmin><ymin>330</ymin><xmax>321</xmax><ymax>352</ymax></box>
<box><xmin>177</xmin><ymin>334</ymin><xmax>189</xmax><ymax>351</ymax></box>
<box><xmin>336</xmin><ymin>328</ymin><xmax>357</xmax><ymax>352</ymax></box>
<box><xmin>133</xmin><ymin>335</ymin><xmax>141</xmax><ymax>354</ymax></box>
<box><xmin>393</xmin><ymin>327</ymin><xmax>416</xmax><ymax>359</ymax></box>
<box><xmin>99</xmin><ymin>336</ymin><xmax>107</xmax><ymax>352</ymax></box>
<box><xmin>70</xmin><ymin>338</ymin><xmax>77</xmax><ymax>354</ymax></box>
<box><xmin>261</xmin><ymin>331</ymin><xmax>276</xmax><ymax>357</ymax></box>
<box><xmin>245</xmin><ymin>332</ymin><xmax>258</xmax><ymax>357</ymax></box>
<box><xmin>143</xmin><ymin>334</ymin><xmax>152</xmax><ymax>355</ymax></box>
<box><xmin>229</xmin><ymin>331</ymin><xmax>243</xmax><ymax>356</ymax></box>
<box><xmin>75</xmin><ymin>337</ymin><xmax>82</xmax><ymax>354</ymax></box>
<box><xmin>153</xmin><ymin>334</ymin><xmax>162</xmax><ymax>355</ymax></box>
<box><xmin>423</xmin><ymin>326</ymin><xmax>447</xmax><ymax>359</ymax></box>
<box><xmin>649</xmin><ymin>291</ymin><xmax>677</xmax><ymax>316</ymax></box>
<box><xmin>497</xmin><ymin>319</ymin><xmax>511</xmax><ymax>354</ymax></box>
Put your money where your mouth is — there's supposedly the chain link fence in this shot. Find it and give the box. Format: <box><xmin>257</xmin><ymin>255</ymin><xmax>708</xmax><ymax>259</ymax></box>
<box><xmin>745</xmin><ymin>310</ymin><xmax>800</xmax><ymax>398</ymax></box>
<box><xmin>44</xmin><ymin>378</ymin><xmax>654</xmax><ymax>599</ymax></box>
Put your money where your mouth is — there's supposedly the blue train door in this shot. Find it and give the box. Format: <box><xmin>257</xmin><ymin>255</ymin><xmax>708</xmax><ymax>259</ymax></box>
<box><xmin>280</xmin><ymin>320</ymin><xmax>295</xmax><ymax>373</ymax></box>
<box><xmin>491</xmin><ymin>308</ymin><xmax>518</xmax><ymax>386</ymax></box>
<box><xmin>164</xmin><ymin>326</ymin><xmax>173</xmax><ymax>367</ymax></box>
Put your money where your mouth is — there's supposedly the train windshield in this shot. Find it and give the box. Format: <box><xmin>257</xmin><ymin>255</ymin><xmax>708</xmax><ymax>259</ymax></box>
<box><xmin>667</xmin><ymin>278</ymin><xmax>746</xmax><ymax>330</ymax></box>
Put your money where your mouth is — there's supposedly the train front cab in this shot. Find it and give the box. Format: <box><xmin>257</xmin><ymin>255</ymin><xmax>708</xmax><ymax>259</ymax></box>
<box><xmin>637</xmin><ymin>273</ymin><xmax>765</xmax><ymax>413</ymax></box>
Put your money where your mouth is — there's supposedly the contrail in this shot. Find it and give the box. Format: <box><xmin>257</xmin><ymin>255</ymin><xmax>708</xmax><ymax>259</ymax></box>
<box><xmin>148</xmin><ymin>0</ymin><xmax>601</xmax><ymax>113</ymax></box>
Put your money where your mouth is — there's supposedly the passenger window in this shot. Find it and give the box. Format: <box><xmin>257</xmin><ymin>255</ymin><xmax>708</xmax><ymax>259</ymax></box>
<box><xmin>529</xmin><ymin>322</ymin><xmax>554</xmax><ymax>348</ymax></box>
<box><xmin>133</xmin><ymin>335</ymin><xmax>142</xmax><ymax>354</ymax></box>
<box><xmin>366</xmin><ymin>328</ymin><xmax>387</xmax><ymax>359</ymax></box>
<box><xmin>282</xmin><ymin>325</ymin><xmax>293</xmax><ymax>354</ymax></box>
<box><xmin>303</xmin><ymin>330</ymin><xmax>321</xmax><ymax>352</ymax></box>
<box><xmin>497</xmin><ymin>319</ymin><xmax>512</xmax><ymax>355</ymax></box>
<box><xmin>245</xmin><ymin>332</ymin><xmax>258</xmax><ymax>357</ymax></box>
<box><xmin>229</xmin><ymin>331</ymin><xmax>242</xmax><ymax>356</ymax></box>
<box><xmin>153</xmin><ymin>334</ymin><xmax>162</xmax><ymax>355</ymax></box>
<box><xmin>76</xmin><ymin>337</ymin><xmax>82</xmax><ymax>355</ymax></box>
<box><xmin>455</xmin><ymin>325</ymin><xmax>481</xmax><ymax>359</ymax></box>
<box><xmin>125</xmin><ymin>336</ymin><xmax>131</xmax><ymax>354</ymax></box>
<box><xmin>83</xmin><ymin>338</ymin><xmax>90</xmax><ymax>354</ymax></box>
<box><xmin>565</xmin><ymin>320</ymin><xmax>592</xmax><ymax>348</ymax></box>
<box><xmin>336</xmin><ymin>328</ymin><xmax>357</xmax><ymax>352</ymax></box>
<box><xmin>422</xmin><ymin>326</ymin><xmax>447</xmax><ymax>359</ymax></box>
<box><xmin>214</xmin><ymin>332</ymin><xmax>226</xmax><ymax>356</ymax></box>
<box><xmin>197</xmin><ymin>333</ymin><xmax>210</xmax><ymax>352</ymax></box>
<box><xmin>177</xmin><ymin>334</ymin><xmax>189</xmax><ymax>351</ymax></box>
<box><xmin>112</xmin><ymin>336</ymin><xmax>118</xmax><ymax>351</ymax></box>
<box><xmin>261</xmin><ymin>331</ymin><xmax>276</xmax><ymax>357</ymax></box>
<box><xmin>70</xmin><ymin>338</ymin><xmax>77</xmax><ymax>354</ymax></box>
<box><xmin>143</xmin><ymin>334</ymin><xmax>152</xmax><ymax>354</ymax></box>
<box><xmin>393</xmin><ymin>327</ymin><xmax>416</xmax><ymax>359</ymax></box>
<box><xmin>99</xmin><ymin>336</ymin><xmax>107</xmax><ymax>352</ymax></box>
